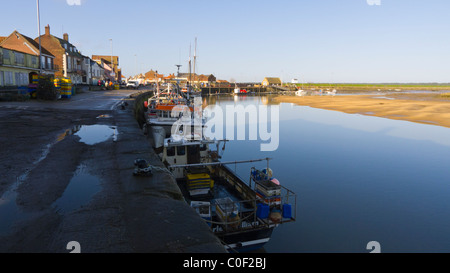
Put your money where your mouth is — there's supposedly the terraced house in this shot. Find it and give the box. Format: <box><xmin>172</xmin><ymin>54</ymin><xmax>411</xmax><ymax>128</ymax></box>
<box><xmin>0</xmin><ymin>30</ymin><xmax>56</xmax><ymax>87</ymax></box>
<box><xmin>36</xmin><ymin>25</ymin><xmax>85</xmax><ymax>84</ymax></box>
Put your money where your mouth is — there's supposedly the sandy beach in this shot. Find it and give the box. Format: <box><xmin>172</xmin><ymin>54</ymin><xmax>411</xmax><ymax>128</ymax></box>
<box><xmin>273</xmin><ymin>92</ymin><xmax>450</xmax><ymax>128</ymax></box>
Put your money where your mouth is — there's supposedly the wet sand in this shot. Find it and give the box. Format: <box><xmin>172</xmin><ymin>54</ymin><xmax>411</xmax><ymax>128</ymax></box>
<box><xmin>273</xmin><ymin>93</ymin><xmax>450</xmax><ymax>128</ymax></box>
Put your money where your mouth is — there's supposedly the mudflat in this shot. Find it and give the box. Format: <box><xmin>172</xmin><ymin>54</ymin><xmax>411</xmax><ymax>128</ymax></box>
<box><xmin>273</xmin><ymin>92</ymin><xmax>450</xmax><ymax>128</ymax></box>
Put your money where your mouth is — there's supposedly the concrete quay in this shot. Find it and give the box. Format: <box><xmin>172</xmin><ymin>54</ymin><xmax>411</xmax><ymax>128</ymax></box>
<box><xmin>0</xmin><ymin>89</ymin><xmax>226</xmax><ymax>253</ymax></box>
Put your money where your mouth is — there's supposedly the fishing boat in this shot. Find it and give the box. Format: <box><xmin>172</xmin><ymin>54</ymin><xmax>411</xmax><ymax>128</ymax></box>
<box><xmin>145</xmin><ymin>39</ymin><xmax>204</xmax><ymax>148</ymax></box>
<box><xmin>144</xmin><ymin>87</ymin><xmax>190</xmax><ymax>148</ymax></box>
<box><xmin>144</xmin><ymin>83</ymin><xmax>206</xmax><ymax>149</ymax></box>
<box><xmin>295</xmin><ymin>89</ymin><xmax>306</xmax><ymax>96</ymax></box>
<box><xmin>159</xmin><ymin>123</ymin><xmax>297</xmax><ymax>252</ymax></box>
<box><xmin>325</xmin><ymin>89</ymin><xmax>337</xmax><ymax>96</ymax></box>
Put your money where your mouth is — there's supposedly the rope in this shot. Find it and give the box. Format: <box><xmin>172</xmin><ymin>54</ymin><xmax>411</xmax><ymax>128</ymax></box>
<box><xmin>134</xmin><ymin>162</ymin><xmax>174</xmax><ymax>178</ymax></box>
<box><xmin>148</xmin><ymin>165</ymin><xmax>174</xmax><ymax>177</ymax></box>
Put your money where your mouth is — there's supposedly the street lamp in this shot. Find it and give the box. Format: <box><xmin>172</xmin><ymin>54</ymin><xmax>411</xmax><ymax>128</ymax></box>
<box><xmin>134</xmin><ymin>54</ymin><xmax>137</xmax><ymax>76</ymax></box>
<box><xmin>109</xmin><ymin>39</ymin><xmax>113</xmax><ymax>81</ymax></box>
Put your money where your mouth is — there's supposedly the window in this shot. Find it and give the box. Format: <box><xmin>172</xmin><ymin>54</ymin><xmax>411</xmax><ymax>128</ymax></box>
<box><xmin>0</xmin><ymin>71</ymin><xmax>3</xmax><ymax>86</ymax></box>
<box><xmin>31</xmin><ymin>56</ymin><xmax>37</xmax><ymax>65</ymax></box>
<box><xmin>167</xmin><ymin>147</ymin><xmax>175</xmax><ymax>157</ymax></box>
<box><xmin>3</xmin><ymin>49</ymin><xmax>10</xmax><ymax>60</ymax></box>
<box><xmin>15</xmin><ymin>72</ymin><xmax>28</xmax><ymax>86</ymax></box>
<box><xmin>15</xmin><ymin>52</ymin><xmax>24</xmax><ymax>65</ymax></box>
<box><xmin>4</xmin><ymin>71</ymin><xmax>13</xmax><ymax>85</ymax></box>
<box><xmin>177</xmin><ymin>146</ymin><xmax>186</xmax><ymax>156</ymax></box>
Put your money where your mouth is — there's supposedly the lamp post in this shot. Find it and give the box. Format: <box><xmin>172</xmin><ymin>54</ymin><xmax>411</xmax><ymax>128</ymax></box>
<box><xmin>155</xmin><ymin>70</ymin><xmax>159</xmax><ymax>96</ymax></box>
<box><xmin>36</xmin><ymin>0</ymin><xmax>42</xmax><ymax>74</ymax></box>
<box><xmin>109</xmin><ymin>39</ymin><xmax>113</xmax><ymax>81</ymax></box>
<box><xmin>134</xmin><ymin>54</ymin><xmax>137</xmax><ymax>76</ymax></box>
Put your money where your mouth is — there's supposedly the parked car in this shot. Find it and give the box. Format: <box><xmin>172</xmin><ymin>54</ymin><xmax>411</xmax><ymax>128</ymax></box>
<box><xmin>126</xmin><ymin>81</ymin><xmax>139</xmax><ymax>89</ymax></box>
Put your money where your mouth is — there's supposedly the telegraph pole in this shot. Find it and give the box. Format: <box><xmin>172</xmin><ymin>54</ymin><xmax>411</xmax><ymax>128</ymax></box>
<box><xmin>36</xmin><ymin>0</ymin><xmax>42</xmax><ymax>74</ymax></box>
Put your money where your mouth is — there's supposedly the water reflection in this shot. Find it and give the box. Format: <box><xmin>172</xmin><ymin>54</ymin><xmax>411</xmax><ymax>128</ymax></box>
<box><xmin>57</xmin><ymin>125</ymin><xmax>118</xmax><ymax>145</ymax></box>
<box><xmin>52</xmin><ymin>164</ymin><xmax>101</xmax><ymax>213</ymax></box>
<box><xmin>0</xmin><ymin>180</ymin><xmax>30</xmax><ymax>236</ymax></box>
<box><xmin>205</xmin><ymin>94</ymin><xmax>450</xmax><ymax>253</ymax></box>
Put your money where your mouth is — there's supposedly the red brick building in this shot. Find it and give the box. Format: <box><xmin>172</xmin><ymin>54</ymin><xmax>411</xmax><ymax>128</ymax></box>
<box><xmin>35</xmin><ymin>25</ymin><xmax>85</xmax><ymax>83</ymax></box>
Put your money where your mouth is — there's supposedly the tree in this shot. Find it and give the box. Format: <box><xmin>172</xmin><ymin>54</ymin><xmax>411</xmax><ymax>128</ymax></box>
<box><xmin>36</xmin><ymin>75</ymin><xmax>59</xmax><ymax>100</ymax></box>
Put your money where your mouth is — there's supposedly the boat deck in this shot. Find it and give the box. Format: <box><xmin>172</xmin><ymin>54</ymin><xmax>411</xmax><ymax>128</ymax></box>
<box><xmin>176</xmin><ymin>177</ymin><xmax>255</xmax><ymax>214</ymax></box>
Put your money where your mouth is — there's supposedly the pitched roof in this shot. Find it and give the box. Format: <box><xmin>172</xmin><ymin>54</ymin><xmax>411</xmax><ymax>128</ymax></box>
<box><xmin>263</xmin><ymin>77</ymin><xmax>282</xmax><ymax>84</ymax></box>
<box><xmin>0</xmin><ymin>30</ymin><xmax>54</xmax><ymax>57</ymax></box>
<box><xmin>53</xmin><ymin>36</ymin><xmax>84</xmax><ymax>58</ymax></box>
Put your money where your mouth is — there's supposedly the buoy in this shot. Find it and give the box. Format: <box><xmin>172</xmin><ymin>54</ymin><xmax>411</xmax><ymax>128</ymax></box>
<box><xmin>270</xmin><ymin>178</ymin><xmax>280</xmax><ymax>185</ymax></box>
<box><xmin>269</xmin><ymin>210</ymin><xmax>282</xmax><ymax>222</ymax></box>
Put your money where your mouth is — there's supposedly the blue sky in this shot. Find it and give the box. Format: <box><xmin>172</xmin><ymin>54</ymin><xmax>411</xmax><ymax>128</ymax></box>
<box><xmin>1</xmin><ymin>0</ymin><xmax>450</xmax><ymax>83</ymax></box>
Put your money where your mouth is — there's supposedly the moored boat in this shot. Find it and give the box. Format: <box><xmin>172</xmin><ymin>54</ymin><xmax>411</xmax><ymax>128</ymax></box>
<box><xmin>159</xmin><ymin>128</ymin><xmax>297</xmax><ymax>252</ymax></box>
<box><xmin>144</xmin><ymin>83</ymin><xmax>205</xmax><ymax>149</ymax></box>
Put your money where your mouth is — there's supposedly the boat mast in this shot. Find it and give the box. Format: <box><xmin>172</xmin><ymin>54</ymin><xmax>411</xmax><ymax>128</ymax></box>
<box><xmin>188</xmin><ymin>44</ymin><xmax>191</xmax><ymax>101</ymax></box>
<box><xmin>193</xmin><ymin>37</ymin><xmax>197</xmax><ymax>89</ymax></box>
<box><xmin>156</xmin><ymin>70</ymin><xmax>160</xmax><ymax>97</ymax></box>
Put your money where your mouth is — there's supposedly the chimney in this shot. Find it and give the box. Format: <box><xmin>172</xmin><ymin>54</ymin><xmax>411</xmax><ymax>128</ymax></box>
<box><xmin>63</xmin><ymin>33</ymin><xmax>69</xmax><ymax>42</ymax></box>
<box><xmin>45</xmin><ymin>25</ymin><xmax>50</xmax><ymax>35</ymax></box>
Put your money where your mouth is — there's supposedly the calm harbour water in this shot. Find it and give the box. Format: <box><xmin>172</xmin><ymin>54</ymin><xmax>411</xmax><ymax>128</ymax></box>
<box><xmin>205</xmin><ymin>94</ymin><xmax>450</xmax><ymax>253</ymax></box>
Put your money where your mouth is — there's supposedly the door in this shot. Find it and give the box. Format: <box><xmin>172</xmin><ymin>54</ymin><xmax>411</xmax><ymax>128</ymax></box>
<box><xmin>187</xmin><ymin>145</ymin><xmax>200</xmax><ymax>164</ymax></box>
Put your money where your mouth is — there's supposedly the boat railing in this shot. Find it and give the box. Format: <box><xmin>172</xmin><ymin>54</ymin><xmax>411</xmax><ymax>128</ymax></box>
<box><xmin>206</xmin><ymin>189</ymin><xmax>296</xmax><ymax>236</ymax></box>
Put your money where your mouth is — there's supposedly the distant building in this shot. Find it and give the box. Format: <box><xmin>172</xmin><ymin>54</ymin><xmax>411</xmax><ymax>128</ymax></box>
<box><xmin>89</xmin><ymin>60</ymin><xmax>104</xmax><ymax>85</ymax></box>
<box><xmin>291</xmin><ymin>79</ymin><xmax>299</xmax><ymax>84</ymax></box>
<box><xmin>262</xmin><ymin>77</ymin><xmax>282</xmax><ymax>86</ymax></box>
<box><xmin>177</xmin><ymin>73</ymin><xmax>216</xmax><ymax>84</ymax></box>
<box><xmin>92</xmin><ymin>55</ymin><xmax>121</xmax><ymax>82</ymax></box>
<box><xmin>163</xmin><ymin>73</ymin><xmax>176</xmax><ymax>83</ymax></box>
<box><xmin>0</xmin><ymin>30</ymin><xmax>56</xmax><ymax>87</ymax></box>
<box><xmin>144</xmin><ymin>69</ymin><xmax>164</xmax><ymax>83</ymax></box>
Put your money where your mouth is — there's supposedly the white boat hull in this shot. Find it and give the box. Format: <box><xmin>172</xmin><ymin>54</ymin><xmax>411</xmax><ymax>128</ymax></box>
<box><xmin>151</xmin><ymin>126</ymin><xmax>166</xmax><ymax>149</ymax></box>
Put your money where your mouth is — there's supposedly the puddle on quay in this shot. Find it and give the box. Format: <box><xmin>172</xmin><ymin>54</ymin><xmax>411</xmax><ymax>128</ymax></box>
<box><xmin>0</xmin><ymin>125</ymin><xmax>113</xmax><ymax>235</ymax></box>
<box><xmin>0</xmin><ymin>142</ymin><xmax>56</xmax><ymax>236</ymax></box>
<box><xmin>0</xmin><ymin>180</ymin><xmax>30</xmax><ymax>236</ymax></box>
<box><xmin>57</xmin><ymin>124</ymin><xmax>118</xmax><ymax>145</ymax></box>
<box><xmin>75</xmin><ymin>125</ymin><xmax>117</xmax><ymax>145</ymax></box>
<box><xmin>52</xmin><ymin>164</ymin><xmax>102</xmax><ymax>214</ymax></box>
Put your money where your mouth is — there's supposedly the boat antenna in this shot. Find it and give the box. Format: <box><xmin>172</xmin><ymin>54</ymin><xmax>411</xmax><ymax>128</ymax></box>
<box><xmin>176</xmin><ymin>64</ymin><xmax>182</xmax><ymax>77</ymax></box>
<box><xmin>175</xmin><ymin>64</ymin><xmax>182</xmax><ymax>96</ymax></box>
